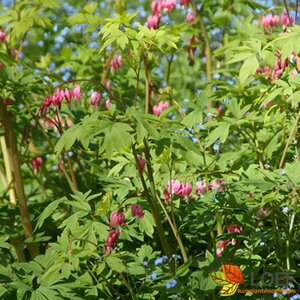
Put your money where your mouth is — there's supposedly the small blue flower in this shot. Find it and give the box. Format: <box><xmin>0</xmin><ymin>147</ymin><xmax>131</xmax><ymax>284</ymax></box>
<box><xmin>149</xmin><ymin>272</ymin><xmax>157</xmax><ymax>280</ymax></box>
<box><xmin>37</xmin><ymin>40</ymin><xmax>44</xmax><ymax>47</ymax></box>
<box><xmin>142</xmin><ymin>261</ymin><xmax>148</xmax><ymax>267</ymax></box>
<box><xmin>259</xmin><ymin>242</ymin><xmax>265</xmax><ymax>247</ymax></box>
<box><xmin>273</xmin><ymin>292</ymin><xmax>278</xmax><ymax>298</ymax></box>
<box><xmin>282</xmin><ymin>206</ymin><xmax>289</xmax><ymax>214</ymax></box>
<box><xmin>206</xmin><ymin>113</ymin><xmax>216</xmax><ymax>117</ymax></box>
<box><xmin>166</xmin><ymin>279</ymin><xmax>177</xmax><ymax>289</ymax></box>
<box><xmin>172</xmin><ymin>254</ymin><xmax>181</xmax><ymax>260</ymax></box>
<box><xmin>162</xmin><ymin>255</ymin><xmax>168</xmax><ymax>260</ymax></box>
<box><xmin>154</xmin><ymin>257</ymin><xmax>163</xmax><ymax>266</ymax></box>
<box><xmin>213</xmin><ymin>139</ymin><xmax>221</xmax><ymax>151</ymax></box>
<box><xmin>279</xmin><ymin>169</ymin><xmax>286</xmax><ymax>176</ymax></box>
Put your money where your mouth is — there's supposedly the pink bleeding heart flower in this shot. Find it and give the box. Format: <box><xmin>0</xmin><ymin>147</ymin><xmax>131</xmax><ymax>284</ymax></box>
<box><xmin>110</xmin><ymin>54</ymin><xmax>122</xmax><ymax>72</ymax></box>
<box><xmin>104</xmin><ymin>98</ymin><xmax>112</xmax><ymax>110</ymax></box>
<box><xmin>131</xmin><ymin>203</ymin><xmax>144</xmax><ymax>218</ymax></box>
<box><xmin>153</xmin><ymin>101</ymin><xmax>169</xmax><ymax>116</ymax></box>
<box><xmin>72</xmin><ymin>84</ymin><xmax>81</xmax><ymax>100</ymax></box>
<box><xmin>270</xmin><ymin>15</ymin><xmax>279</xmax><ymax>26</ymax></box>
<box><xmin>228</xmin><ymin>224</ymin><xmax>243</xmax><ymax>245</ymax></box>
<box><xmin>109</xmin><ymin>211</ymin><xmax>125</xmax><ymax>227</ymax></box>
<box><xmin>151</xmin><ymin>1</ymin><xmax>161</xmax><ymax>15</ymax></box>
<box><xmin>186</xmin><ymin>12</ymin><xmax>195</xmax><ymax>23</ymax></box>
<box><xmin>178</xmin><ymin>183</ymin><xmax>192</xmax><ymax>197</ymax></box>
<box><xmin>216</xmin><ymin>239</ymin><xmax>230</xmax><ymax>257</ymax></box>
<box><xmin>104</xmin><ymin>229</ymin><xmax>120</xmax><ymax>254</ymax></box>
<box><xmin>262</xmin><ymin>15</ymin><xmax>271</xmax><ymax>28</ymax></box>
<box><xmin>153</xmin><ymin>104</ymin><xmax>162</xmax><ymax>116</ymax></box>
<box><xmin>90</xmin><ymin>91</ymin><xmax>101</xmax><ymax>106</ymax></box>
<box><xmin>167</xmin><ymin>179</ymin><xmax>182</xmax><ymax>195</ymax></box>
<box><xmin>196</xmin><ymin>180</ymin><xmax>209</xmax><ymax>194</ymax></box>
<box><xmin>211</xmin><ymin>179</ymin><xmax>226</xmax><ymax>192</ymax></box>
<box><xmin>0</xmin><ymin>29</ymin><xmax>6</xmax><ymax>42</ymax></box>
<box><xmin>147</xmin><ymin>14</ymin><xmax>160</xmax><ymax>29</ymax></box>
<box><xmin>162</xmin><ymin>0</ymin><xmax>176</xmax><ymax>12</ymax></box>
<box><xmin>281</xmin><ymin>12</ymin><xmax>293</xmax><ymax>26</ymax></box>
<box><xmin>64</xmin><ymin>88</ymin><xmax>72</xmax><ymax>104</ymax></box>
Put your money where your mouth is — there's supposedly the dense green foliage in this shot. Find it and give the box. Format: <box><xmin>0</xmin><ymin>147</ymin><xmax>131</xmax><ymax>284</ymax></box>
<box><xmin>0</xmin><ymin>0</ymin><xmax>300</xmax><ymax>299</ymax></box>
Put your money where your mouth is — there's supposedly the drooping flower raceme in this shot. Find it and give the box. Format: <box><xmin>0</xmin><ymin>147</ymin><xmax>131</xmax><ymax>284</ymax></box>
<box><xmin>216</xmin><ymin>224</ymin><xmax>243</xmax><ymax>256</ymax></box>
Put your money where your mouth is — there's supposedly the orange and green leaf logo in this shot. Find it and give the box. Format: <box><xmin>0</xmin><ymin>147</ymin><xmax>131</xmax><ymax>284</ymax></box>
<box><xmin>210</xmin><ymin>263</ymin><xmax>244</xmax><ymax>296</ymax></box>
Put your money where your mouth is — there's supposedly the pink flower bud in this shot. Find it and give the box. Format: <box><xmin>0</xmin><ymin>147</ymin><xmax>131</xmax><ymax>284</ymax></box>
<box><xmin>31</xmin><ymin>157</ymin><xmax>43</xmax><ymax>176</ymax></box>
<box><xmin>137</xmin><ymin>157</ymin><xmax>146</xmax><ymax>172</ymax></box>
<box><xmin>90</xmin><ymin>91</ymin><xmax>101</xmax><ymax>106</ymax></box>
<box><xmin>292</xmin><ymin>69</ymin><xmax>298</xmax><ymax>78</ymax></box>
<box><xmin>4</xmin><ymin>99</ymin><xmax>13</xmax><ymax>105</ymax></box>
<box><xmin>72</xmin><ymin>84</ymin><xmax>81</xmax><ymax>100</ymax></box>
<box><xmin>131</xmin><ymin>203</ymin><xmax>144</xmax><ymax>218</ymax></box>
<box><xmin>104</xmin><ymin>98</ymin><xmax>112</xmax><ymax>110</ymax></box>
<box><xmin>180</xmin><ymin>0</ymin><xmax>190</xmax><ymax>7</ymax></box>
<box><xmin>0</xmin><ymin>29</ymin><xmax>6</xmax><ymax>42</ymax></box>
<box><xmin>256</xmin><ymin>207</ymin><xmax>267</xmax><ymax>219</ymax></box>
<box><xmin>105</xmin><ymin>80</ymin><xmax>112</xmax><ymax>91</ymax></box>
<box><xmin>0</xmin><ymin>62</ymin><xmax>4</xmax><ymax>68</ymax></box>
<box><xmin>186</xmin><ymin>12</ymin><xmax>195</xmax><ymax>23</ymax></box>
<box><xmin>228</xmin><ymin>224</ymin><xmax>242</xmax><ymax>233</ymax></box>
<box><xmin>163</xmin><ymin>189</ymin><xmax>170</xmax><ymax>205</ymax></box>
<box><xmin>109</xmin><ymin>211</ymin><xmax>125</xmax><ymax>227</ymax></box>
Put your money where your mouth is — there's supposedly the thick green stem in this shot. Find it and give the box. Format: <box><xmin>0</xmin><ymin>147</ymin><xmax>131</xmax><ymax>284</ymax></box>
<box><xmin>252</xmin><ymin>121</ymin><xmax>265</xmax><ymax>169</ymax></box>
<box><xmin>0</xmin><ymin>136</ymin><xmax>16</xmax><ymax>204</ymax></box>
<box><xmin>132</xmin><ymin>145</ymin><xmax>172</xmax><ymax>258</ymax></box>
<box><xmin>280</xmin><ymin>112</ymin><xmax>300</xmax><ymax>168</ymax></box>
<box><xmin>0</xmin><ymin>100</ymin><xmax>39</xmax><ymax>259</ymax></box>
<box><xmin>166</xmin><ymin>55</ymin><xmax>173</xmax><ymax>86</ymax></box>
<box><xmin>191</xmin><ymin>1</ymin><xmax>212</xmax><ymax>94</ymax></box>
<box><xmin>144</xmin><ymin>58</ymin><xmax>150</xmax><ymax>114</ymax></box>
<box><xmin>134</xmin><ymin>62</ymin><xmax>141</xmax><ymax>109</ymax></box>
